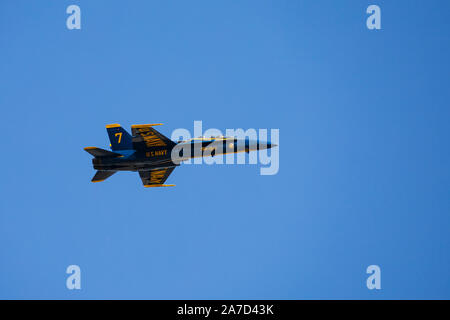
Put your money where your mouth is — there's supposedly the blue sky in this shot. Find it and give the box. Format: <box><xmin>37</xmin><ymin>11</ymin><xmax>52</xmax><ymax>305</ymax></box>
<box><xmin>1</xmin><ymin>0</ymin><xmax>449</xmax><ymax>299</ymax></box>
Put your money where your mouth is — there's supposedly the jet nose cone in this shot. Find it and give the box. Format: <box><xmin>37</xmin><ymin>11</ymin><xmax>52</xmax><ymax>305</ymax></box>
<box><xmin>249</xmin><ymin>140</ymin><xmax>278</xmax><ymax>150</ymax></box>
<box><xmin>256</xmin><ymin>141</ymin><xmax>277</xmax><ymax>150</ymax></box>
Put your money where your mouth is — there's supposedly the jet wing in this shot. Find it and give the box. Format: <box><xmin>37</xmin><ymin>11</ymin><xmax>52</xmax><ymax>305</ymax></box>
<box><xmin>138</xmin><ymin>167</ymin><xmax>176</xmax><ymax>187</ymax></box>
<box><xmin>131</xmin><ymin>124</ymin><xmax>175</xmax><ymax>149</ymax></box>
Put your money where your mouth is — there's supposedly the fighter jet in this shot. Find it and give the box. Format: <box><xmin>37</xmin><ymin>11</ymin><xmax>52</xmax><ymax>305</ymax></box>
<box><xmin>84</xmin><ymin>124</ymin><xmax>277</xmax><ymax>187</ymax></box>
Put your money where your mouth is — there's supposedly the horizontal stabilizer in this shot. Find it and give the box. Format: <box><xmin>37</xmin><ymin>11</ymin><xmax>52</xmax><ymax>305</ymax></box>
<box><xmin>84</xmin><ymin>147</ymin><xmax>123</xmax><ymax>158</ymax></box>
<box><xmin>91</xmin><ymin>170</ymin><xmax>117</xmax><ymax>183</ymax></box>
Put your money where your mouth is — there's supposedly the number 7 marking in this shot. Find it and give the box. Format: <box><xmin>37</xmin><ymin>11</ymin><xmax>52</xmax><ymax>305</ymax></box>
<box><xmin>115</xmin><ymin>132</ymin><xmax>122</xmax><ymax>143</ymax></box>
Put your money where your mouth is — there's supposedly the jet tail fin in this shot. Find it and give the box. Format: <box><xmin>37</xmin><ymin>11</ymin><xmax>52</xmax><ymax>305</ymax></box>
<box><xmin>91</xmin><ymin>170</ymin><xmax>117</xmax><ymax>183</ymax></box>
<box><xmin>106</xmin><ymin>124</ymin><xmax>133</xmax><ymax>151</ymax></box>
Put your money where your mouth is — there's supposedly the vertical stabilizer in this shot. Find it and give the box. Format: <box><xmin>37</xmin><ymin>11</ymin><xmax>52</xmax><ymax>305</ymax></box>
<box><xmin>106</xmin><ymin>124</ymin><xmax>133</xmax><ymax>151</ymax></box>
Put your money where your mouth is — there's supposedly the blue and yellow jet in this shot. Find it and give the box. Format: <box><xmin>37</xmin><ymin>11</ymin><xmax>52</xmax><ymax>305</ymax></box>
<box><xmin>84</xmin><ymin>124</ymin><xmax>276</xmax><ymax>187</ymax></box>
